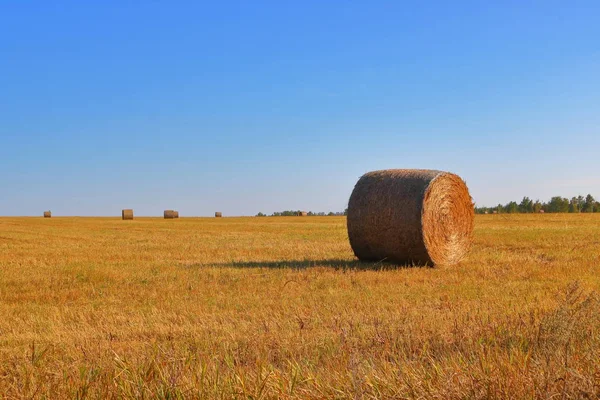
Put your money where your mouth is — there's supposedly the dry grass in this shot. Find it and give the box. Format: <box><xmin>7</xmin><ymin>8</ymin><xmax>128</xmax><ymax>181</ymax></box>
<box><xmin>1</xmin><ymin>214</ymin><xmax>600</xmax><ymax>399</ymax></box>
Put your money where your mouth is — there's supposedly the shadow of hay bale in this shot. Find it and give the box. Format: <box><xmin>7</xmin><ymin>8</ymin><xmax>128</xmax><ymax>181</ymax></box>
<box><xmin>185</xmin><ymin>259</ymin><xmax>433</xmax><ymax>270</ymax></box>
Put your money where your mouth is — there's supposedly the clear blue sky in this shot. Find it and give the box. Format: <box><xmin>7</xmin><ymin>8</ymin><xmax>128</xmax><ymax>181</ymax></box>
<box><xmin>1</xmin><ymin>1</ymin><xmax>599</xmax><ymax>216</ymax></box>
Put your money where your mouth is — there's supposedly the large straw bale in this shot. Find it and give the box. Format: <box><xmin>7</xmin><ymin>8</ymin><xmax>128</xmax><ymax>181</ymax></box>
<box><xmin>347</xmin><ymin>169</ymin><xmax>474</xmax><ymax>266</ymax></box>
<box><xmin>215</xmin><ymin>212</ymin><xmax>222</xmax><ymax>218</ymax></box>
<box><xmin>43</xmin><ymin>211</ymin><xmax>51</xmax><ymax>218</ymax></box>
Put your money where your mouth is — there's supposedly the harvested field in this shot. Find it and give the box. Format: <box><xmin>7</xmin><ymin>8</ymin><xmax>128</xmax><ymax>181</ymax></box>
<box><xmin>1</xmin><ymin>215</ymin><xmax>600</xmax><ymax>398</ymax></box>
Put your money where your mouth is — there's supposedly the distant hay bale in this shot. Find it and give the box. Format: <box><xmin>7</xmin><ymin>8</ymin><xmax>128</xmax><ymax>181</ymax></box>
<box><xmin>122</xmin><ymin>209</ymin><xmax>134</xmax><ymax>220</ymax></box>
<box><xmin>173</xmin><ymin>211</ymin><xmax>179</xmax><ymax>218</ymax></box>
<box><xmin>164</xmin><ymin>210</ymin><xmax>175</xmax><ymax>219</ymax></box>
<box><xmin>215</xmin><ymin>212</ymin><xmax>222</xmax><ymax>217</ymax></box>
<box><xmin>347</xmin><ymin>169</ymin><xmax>474</xmax><ymax>266</ymax></box>
<box><xmin>43</xmin><ymin>211</ymin><xmax>51</xmax><ymax>218</ymax></box>
<box><xmin>298</xmin><ymin>211</ymin><xmax>307</xmax><ymax>216</ymax></box>
<box><xmin>539</xmin><ymin>209</ymin><xmax>545</xmax><ymax>213</ymax></box>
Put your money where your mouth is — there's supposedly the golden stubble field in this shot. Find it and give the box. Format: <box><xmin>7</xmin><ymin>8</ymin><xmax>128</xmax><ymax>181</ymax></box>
<box><xmin>1</xmin><ymin>215</ymin><xmax>600</xmax><ymax>399</ymax></box>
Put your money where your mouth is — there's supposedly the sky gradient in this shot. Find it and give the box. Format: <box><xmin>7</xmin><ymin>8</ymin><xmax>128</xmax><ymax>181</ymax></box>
<box><xmin>1</xmin><ymin>1</ymin><xmax>599</xmax><ymax>216</ymax></box>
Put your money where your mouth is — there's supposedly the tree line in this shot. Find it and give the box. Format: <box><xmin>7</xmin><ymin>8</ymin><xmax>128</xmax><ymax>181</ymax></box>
<box><xmin>254</xmin><ymin>195</ymin><xmax>600</xmax><ymax>216</ymax></box>
<box><xmin>256</xmin><ymin>210</ymin><xmax>348</xmax><ymax>217</ymax></box>
<box><xmin>475</xmin><ymin>194</ymin><xmax>600</xmax><ymax>214</ymax></box>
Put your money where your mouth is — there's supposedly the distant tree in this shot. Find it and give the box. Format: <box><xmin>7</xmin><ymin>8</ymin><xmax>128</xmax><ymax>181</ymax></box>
<box><xmin>582</xmin><ymin>194</ymin><xmax>596</xmax><ymax>213</ymax></box>
<box><xmin>519</xmin><ymin>197</ymin><xmax>533</xmax><ymax>213</ymax></box>
<box><xmin>327</xmin><ymin>212</ymin><xmax>335</xmax><ymax>216</ymax></box>
<box><xmin>505</xmin><ymin>201</ymin><xmax>519</xmax><ymax>213</ymax></box>
<box><xmin>344</xmin><ymin>208</ymin><xmax>348</xmax><ymax>216</ymax></box>
<box><xmin>569</xmin><ymin>197</ymin><xmax>580</xmax><ymax>213</ymax></box>
<box><xmin>542</xmin><ymin>201</ymin><xmax>550</xmax><ymax>212</ymax></box>
<box><xmin>569</xmin><ymin>196</ymin><xmax>583</xmax><ymax>213</ymax></box>
<box><xmin>533</xmin><ymin>200</ymin><xmax>542</xmax><ymax>213</ymax></box>
<box><xmin>256</xmin><ymin>212</ymin><xmax>266</xmax><ymax>217</ymax></box>
<box><xmin>547</xmin><ymin>196</ymin><xmax>569</xmax><ymax>213</ymax></box>
<box><xmin>474</xmin><ymin>206</ymin><xmax>488</xmax><ymax>214</ymax></box>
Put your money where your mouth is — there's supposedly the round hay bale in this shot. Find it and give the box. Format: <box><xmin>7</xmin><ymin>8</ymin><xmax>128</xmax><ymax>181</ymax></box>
<box><xmin>173</xmin><ymin>210</ymin><xmax>179</xmax><ymax>218</ymax></box>
<box><xmin>122</xmin><ymin>209</ymin><xmax>134</xmax><ymax>220</ymax></box>
<box><xmin>298</xmin><ymin>211</ymin><xmax>307</xmax><ymax>217</ymax></box>
<box><xmin>215</xmin><ymin>212</ymin><xmax>222</xmax><ymax>218</ymax></box>
<box><xmin>347</xmin><ymin>169</ymin><xmax>474</xmax><ymax>266</ymax></box>
<box><xmin>164</xmin><ymin>210</ymin><xmax>175</xmax><ymax>219</ymax></box>
<box><xmin>43</xmin><ymin>211</ymin><xmax>51</xmax><ymax>218</ymax></box>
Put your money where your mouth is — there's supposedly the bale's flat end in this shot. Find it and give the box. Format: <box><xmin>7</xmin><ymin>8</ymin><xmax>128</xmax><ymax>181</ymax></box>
<box><xmin>422</xmin><ymin>172</ymin><xmax>474</xmax><ymax>265</ymax></box>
